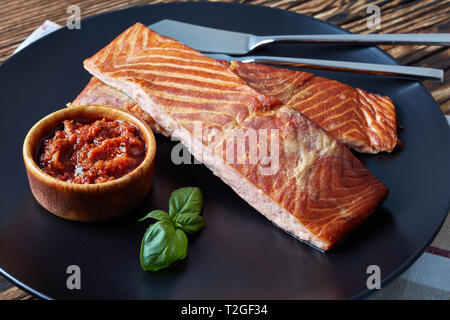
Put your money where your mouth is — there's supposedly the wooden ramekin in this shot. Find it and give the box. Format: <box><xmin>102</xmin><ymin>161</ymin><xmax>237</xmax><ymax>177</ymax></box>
<box><xmin>23</xmin><ymin>105</ymin><xmax>156</xmax><ymax>222</ymax></box>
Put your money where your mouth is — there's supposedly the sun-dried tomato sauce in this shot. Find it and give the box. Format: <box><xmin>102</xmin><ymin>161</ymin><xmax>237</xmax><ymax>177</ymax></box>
<box><xmin>38</xmin><ymin>119</ymin><xmax>146</xmax><ymax>184</ymax></box>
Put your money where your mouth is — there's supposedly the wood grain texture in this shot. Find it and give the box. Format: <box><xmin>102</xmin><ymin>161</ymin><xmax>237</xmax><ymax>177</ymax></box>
<box><xmin>0</xmin><ymin>0</ymin><xmax>448</xmax><ymax>300</ymax></box>
<box><xmin>0</xmin><ymin>0</ymin><xmax>448</xmax><ymax>110</ymax></box>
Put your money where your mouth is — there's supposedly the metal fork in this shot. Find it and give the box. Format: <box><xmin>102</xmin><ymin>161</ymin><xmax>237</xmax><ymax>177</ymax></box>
<box><xmin>207</xmin><ymin>54</ymin><xmax>444</xmax><ymax>81</ymax></box>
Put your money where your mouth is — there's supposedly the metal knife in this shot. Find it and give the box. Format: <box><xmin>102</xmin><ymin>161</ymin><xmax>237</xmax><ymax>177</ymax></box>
<box><xmin>147</xmin><ymin>20</ymin><xmax>443</xmax><ymax>81</ymax></box>
<box><xmin>149</xmin><ymin>19</ymin><xmax>450</xmax><ymax>55</ymax></box>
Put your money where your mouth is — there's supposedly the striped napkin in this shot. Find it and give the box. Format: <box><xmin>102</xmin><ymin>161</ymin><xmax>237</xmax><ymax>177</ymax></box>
<box><xmin>14</xmin><ymin>21</ymin><xmax>450</xmax><ymax>300</ymax></box>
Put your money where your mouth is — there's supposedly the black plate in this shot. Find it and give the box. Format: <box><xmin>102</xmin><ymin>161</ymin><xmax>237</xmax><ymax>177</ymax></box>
<box><xmin>0</xmin><ymin>2</ymin><xmax>449</xmax><ymax>300</ymax></box>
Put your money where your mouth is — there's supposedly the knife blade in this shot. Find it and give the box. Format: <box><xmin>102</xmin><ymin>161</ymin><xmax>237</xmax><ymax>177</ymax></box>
<box><xmin>149</xmin><ymin>19</ymin><xmax>450</xmax><ymax>55</ymax></box>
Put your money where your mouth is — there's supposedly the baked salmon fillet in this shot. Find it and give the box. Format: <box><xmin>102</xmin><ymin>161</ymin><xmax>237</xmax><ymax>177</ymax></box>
<box><xmin>226</xmin><ymin>61</ymin><xmax>399</xmax><ymax>153</ymax></box>
<box><xmin>83</xmin><ymin>23</ymin><xmax>388</xmax><ymax>250</ymax></box>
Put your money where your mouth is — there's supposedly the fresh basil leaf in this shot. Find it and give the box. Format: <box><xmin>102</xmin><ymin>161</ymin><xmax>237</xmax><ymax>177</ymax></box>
<box><xmin>140</xmin><ymin>221</ymin><xmax>188</xmax><ymax>271</ymax></box>
<box><xmin>174</xmin><ymin>212</ymin><xmax>206</xmax><ymax>234</ymax></box>
<box><xmin>168</xmin><ymin>187</ymin><xmax>203</xmax><ymax>218</ymax></box>
<box><xmin>139</xmin><ymin>210</ymin><xmax>171</xmax><ymax>222</ymax></box>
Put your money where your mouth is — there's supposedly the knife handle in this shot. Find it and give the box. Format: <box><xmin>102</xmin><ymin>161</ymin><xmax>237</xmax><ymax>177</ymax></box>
<box><xmin>250</xmin><ymin>33</ymin><xmax>450</xmax><ymax>51</ymax></box>
<box><xmin>238</xmin><ymin>56</ymin><xmax>443</xmax><ymax>81</ymax></box>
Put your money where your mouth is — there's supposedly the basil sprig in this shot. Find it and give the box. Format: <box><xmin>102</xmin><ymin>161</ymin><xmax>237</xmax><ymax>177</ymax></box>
<box><xmin>140</xmin><ymin>187</ymin><xmax>205</xmax><ymax>271</ymax></box>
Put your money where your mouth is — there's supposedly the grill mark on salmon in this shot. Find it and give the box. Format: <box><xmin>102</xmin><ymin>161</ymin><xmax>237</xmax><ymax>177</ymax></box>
<box><xmin>82</xmin><ymin>23</ymin><xmax>388</xmax><ymax>250</ymax></box>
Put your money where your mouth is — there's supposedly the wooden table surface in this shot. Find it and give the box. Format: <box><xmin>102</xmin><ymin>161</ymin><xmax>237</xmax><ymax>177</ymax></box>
<box><xmin>0</xmin><ymin>0</ymin><xmax>448</xmax><ymax>300</ymax></box>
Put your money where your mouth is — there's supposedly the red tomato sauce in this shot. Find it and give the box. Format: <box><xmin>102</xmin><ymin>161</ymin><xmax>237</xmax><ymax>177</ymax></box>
<box><xmin>38</xmin><ymin>119</ymin><xmax>146</xmax><ymax>184</ymax></box>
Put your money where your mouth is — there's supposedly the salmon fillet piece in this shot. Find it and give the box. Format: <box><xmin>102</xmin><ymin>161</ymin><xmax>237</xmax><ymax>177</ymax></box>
<box><xmin>228</xmin><ymin>61</ymin><xmax>399</xmax><ymax>153</ymax></box>
<box><xmin>83</xmin><ymin>23</ymin><xmax>388</xmax><ymax>250</ymax></box>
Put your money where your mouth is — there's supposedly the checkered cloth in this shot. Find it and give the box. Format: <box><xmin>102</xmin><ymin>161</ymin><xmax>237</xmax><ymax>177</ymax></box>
<box><xmin>370</xmin><ymin>215</ymin><xmax>449</xmax><ymax>299</ymax></box>
<box><xmin>13</xmin><ymin>21</ymin><xmax>450</xmax><ymax>300</ymax></box>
